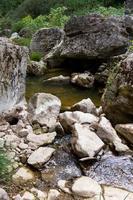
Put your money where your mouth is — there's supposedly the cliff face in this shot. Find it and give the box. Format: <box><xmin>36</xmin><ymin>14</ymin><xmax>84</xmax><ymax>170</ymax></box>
<box><xmin>0</xmin><ymin>38</ymin><xmax>28</xmax><ymax>114</ymax></box>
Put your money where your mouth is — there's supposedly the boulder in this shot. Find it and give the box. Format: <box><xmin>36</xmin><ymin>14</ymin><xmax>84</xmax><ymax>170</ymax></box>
<box><xmin>59</xmin><ymin>111</ymin><xmax>99</xmax><ymax>133</ymax></box>
<box><xmin>125</xmin><ymin>0</ymin><xmax>133</xmax><ymax>14</ymax></box>
<box><xmin>71</xmin><ymin>72</ymin><xmax>94</xmax><ymax>88</ymax></box>
<box><xmin>46</xmin><ymin>14</ymin><xmax>129</xmax><ymax>67</ymax></box>
<box><xmin>28</xmin><ymin>93</ymin><xmax>61</xmax><ymax>129</ymax></box>
<box><xmin>96</xmin><ymin>116</ymin><xmax>129</xmax><ymax>153</ymax></box>
<box><xmin>27</xmin><ymin>147</ymin><xmax>55</xmax><ymax>168</ymax></box>
<box><xmin>27</xmin><ymin>60</ymin><xmax>47</xmax><ymax>76</ymax></box>
<box><xmin>30</xmin><ymin>28</ymin><xmax>64</xmax><ymax>55</ymax></box>
<box><xmin>71</xmin><ymin>123</ymin><xmax>104</xmax><ymax>157</ymax></box>
<box><xmin>71</xmin><ymin>98</ymin><xmax>97</xmax><ymax>115</ymax></box>
<box><xmin>0</xmin><ymin>38</ymin><xmax>28</xmax><ymax>113</ymax></box>
<box><xmin>115</xmin><ymin>123</ymin><xmax>133</xmax><ymax>144</ymax></box>
<box><xmin>71</xmin><ymin>176</ymin><xmax>101</xmax><ymax>198</ymax></box>
<box><xmin>102</xmin><ymin>53</ymin><xmax>133</xmax><ymax>124</ymax></box>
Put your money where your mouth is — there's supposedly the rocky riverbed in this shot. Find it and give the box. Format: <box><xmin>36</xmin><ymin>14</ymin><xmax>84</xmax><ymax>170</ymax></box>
<box><xmin>0</xmin><ymin>12</ymin><xmax>133</xmax><ymax>200</ymax></box>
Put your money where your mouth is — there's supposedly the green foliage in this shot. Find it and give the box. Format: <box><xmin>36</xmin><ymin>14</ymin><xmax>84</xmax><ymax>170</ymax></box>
<box><xmin>12</xmin><ymin>7</ymin><xmax>69</xmax><ymax>33</ymax></box>
<box><xmin>89</xmin><ymin>6</ymin><xmax>124</xmax><ymax>16</ymax></box>
<box><xmin>0</xmin><ymin>151</ymin><xmax>10</xmax><ymax>182</ymax></box>
<box><xmin>128</xmin><ymin>40</ymin><xmax>133</xmax><ymax>52</ymax></box>
<box><xmin>30</xmin><ymin>51</ymin><xmax>43</xmax><ymax>61</ymax></box>
<box><xmin>13</xmin><ymin>37</ymin><xmax>31</xmax><ymax>47</ymax></box>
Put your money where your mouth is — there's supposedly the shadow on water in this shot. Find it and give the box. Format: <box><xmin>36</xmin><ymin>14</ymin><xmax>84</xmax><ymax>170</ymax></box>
<box><xmin>26</xmin><ymin>68</ymin><xmax>101</xmax><ymax>109</ymax></box>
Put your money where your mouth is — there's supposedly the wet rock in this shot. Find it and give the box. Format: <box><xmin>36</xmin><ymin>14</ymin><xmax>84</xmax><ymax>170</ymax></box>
<box><xmin>0</xmin><ymin>188</ymin><xmax>9</xmax><ymax>200</ymax></box>
<box><xmin>72</xmin><ymin>176</ymin><xmax>102</xmax><ymax>198</ymax></box>
<box><xmin>27</xmin><ymin>132</ymin><xmax>56</xmax><ymax>146</ymax></box>
<box><xmin>96</xmin><ymin>116</ymin><xmax>129</xmax><ymax>153</ymax></box>
<box><xmin>115</xmin><ymin>123</ymin><xmax>133</xmax><ymax>144</ymax></box>
<box><xmin>0</xmin><ymin>38</ymin><xmax>28</xmax><ymax>114</ymax></box>
<box><xmin>41</xmin><ymin>149</ymin><xmax>82</xmax><ymax>186</ymax></box>
<box><xmin>71</xmin><ymin>72</ymin><xmax>94</xmax><ymax>88</ymax></box>
<box><xmin>28</xmin><ymin>147</ymin><xmax>55</xmax><ymax>168</ymax></box>
<box><xmin>84</xmin><ymin>152</ymin><xmax>133</xmax><ymax>192</ymax></box>
<box><xmin>12</xmin><ymin>167</ymin><xmax>35</xmax><ymax>185</ymax></box>
<box><xmin>27</xmin><ymin>60</ymin><xmax>47</xmax><ymax>76</ymax></box>
<box><xmin>59</xmin><ymin>111</ymin><xmax>98</xmax><ymax>133</ymax></box>
<box><xmin>28</xmin><ymin>93</ymin><xmax>61</xmax><ymax>129</ymax></box>
<box><xmin>44</xmin><ymin>75</ymin><xmax>70</xmax><ymax>84</ymax></box>
<box><xmin>102</xmin><ymin>53</ymin><xmax>133</xmax><ymax>124</ymax></box>
<box><xmin>71</xmin><ymin>98</ymin><xmax>97</xmax><ymax>115</ymax></box>
<box><xmin>30</xmin><ymin>28</ymin><xmax>64</xmax><ymax>55</ymax></box>
<box><xmin>71</xmin><ymin>123</ymin><xmax>104</xmax><ymax>158</ymax></box>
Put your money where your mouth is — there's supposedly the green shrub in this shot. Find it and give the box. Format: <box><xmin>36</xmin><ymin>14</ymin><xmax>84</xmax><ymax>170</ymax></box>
<box><xmin>30</xmin><ymin>51</ymin><xmax>43</xmax><ymax>61</ymax></box>
<box><xmin>13</xmin><ymin>37</ymin><xmax>31</xmax><ymax>47</ymax></box>
<box><xmin>12</xmin><ymin>7</ymin><xmax>69</xmax><ymax>33</ymax></box>
<box><xmin>89</xmin><ymin>6</ymin><xmax>124</xmax><ymax>16</ymax></box>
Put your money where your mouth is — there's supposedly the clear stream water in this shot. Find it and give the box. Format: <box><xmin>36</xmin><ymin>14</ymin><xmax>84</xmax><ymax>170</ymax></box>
<box><xmin>26</xmin><ymin>68</ymin><xmax>101</xmax><ymax>109</ymax></box>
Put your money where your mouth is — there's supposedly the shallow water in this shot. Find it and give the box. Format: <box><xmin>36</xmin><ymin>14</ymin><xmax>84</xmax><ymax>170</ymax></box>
<box><xmin>26</xmin><ymin>68</ymin><xmax>101</xmax><ymax>109</ymax></box>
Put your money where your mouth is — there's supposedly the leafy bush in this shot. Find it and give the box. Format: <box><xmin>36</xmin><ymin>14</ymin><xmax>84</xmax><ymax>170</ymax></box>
<box><xmin>30</xmin><ymin>51</ymin><xmax>43</xmax><ymax>61</ymax></box>
<box><xmin>89</xmin><ymin>6</ymin><xmax>124</xmax><ymax>16</ymax></box>
<box><xmin>12</xmin><ymin>7</ymin><xmax>69</xmax><ymax>33</ymax></box>
<box><xmin>13</xmin><ymin>37</ymin><xmax>31</xmax><ymax>47</ymax></box>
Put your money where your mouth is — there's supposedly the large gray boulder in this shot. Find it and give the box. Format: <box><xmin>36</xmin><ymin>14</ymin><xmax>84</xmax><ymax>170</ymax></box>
<box><xmin>0</xmin><ymin>38</ymin><xmax>28</xmax><ymax>114</ymax></box>
<box><xmin>46</xmin><ymin>14</ymin><xmax>129</xmax><ymax>67</ymax></box>
<box><xmin>102</xmin><ymin>53</ymin><xmax>133</xmax><ymax>124</ymax></box>
<box><xmin>30</xmin><ymin>28</ymin><xmax>64</xmax><ymax>55</ymax></box>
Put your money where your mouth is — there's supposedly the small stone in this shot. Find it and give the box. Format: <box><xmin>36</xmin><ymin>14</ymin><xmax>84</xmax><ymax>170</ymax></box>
<box><xmin>27</xmin><ymin>132</ymin><xmax>56</xmax><ymax>147</ymax></box>
<box><xmin>0</xmin><ymin>188</ymin><xmax>9</xmax><ymax>200</ymax></box>
<box><xmin>0</xmin><ymin>132</ymin><xmax>5</xmax><ymax>137</ymax></box>
<box><xmin>27</xmin><ymin>147</ymin><xmax>55</xmax><ymax>168</ymax></box>
<box><xmin>48</xmin><ymin>189</ymin><xmax>60</xmax><ymax>200</ymax></box>
<box><xmin>18</xmin><ymin>128</ymin><xmax>30</xmax><ymax>137</ymax></box>
<box><xmin>31</xmin><ymin>188</ymin><xmax>47</xmax><ymax>200</ymax></box>
<box><xmin>19</xmin><ymin>143</ymin><xmax>28</xmax><ymax>150</ymax></box>
<box><xmin>12</xmin><ymin>167</ymin><xmax>35</xmax><ymax>185</ymax></box>
<box><xmin>21</xmin><ymin>191</ymin><xmax>35</xmax><ymax>200</ymax></box>
<box><xmin>0</xmin><ymin>138</ymin><xmax>5</xmax><ymax>148</ymax></box>
<box><xmin>72</xmin><ymin>176</ymin><xmax>102</xmax><ymax>198</ymax></box>
<box><xmin>71</xmin><ymin>98</ymin><xmax>97</xmax><ymax>115</ymax></box>
<box><xmin>58</xmin><ymin>180</ymin><xmax>71</xmax><ymax>194</ymax></box>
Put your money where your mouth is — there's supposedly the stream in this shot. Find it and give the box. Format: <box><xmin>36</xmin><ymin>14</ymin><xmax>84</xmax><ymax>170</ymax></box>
<box><xmin>26</xmin><ymin>68</ymin><xmax>101</xmax><ymax>109</ymax></box>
